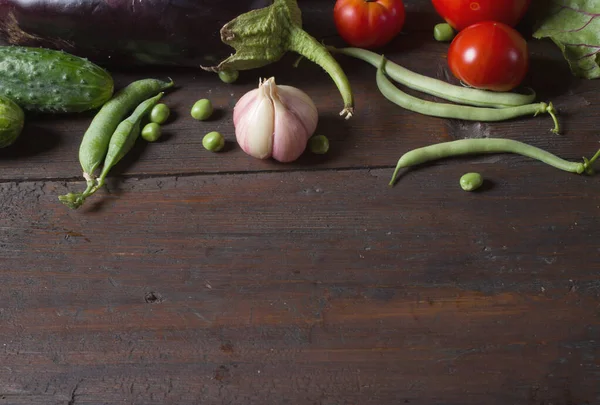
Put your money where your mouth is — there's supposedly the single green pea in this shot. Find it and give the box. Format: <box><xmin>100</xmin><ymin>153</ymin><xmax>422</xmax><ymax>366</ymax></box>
<box><xmin>141</xmin><ymin>122</ymin><xmax>162</xmax><ymax>142</ymax></box>
<box><xmin>460</xmin><ymin>172</ymin><xmax>484</xmax><ymax>192</ymax></box>
<box><xmin>202</xmin><ymin>131</ymin><xmax>225</xmax><ymax>152</ymax></box>
<box><xmin>149</xmin><ymin>103</ymin><xmax>170</xmax><ymax>124</ymax></box>
<box><xmin>308</xmin><ymin>135</ymin><xmax>330</xmax><ymax>155</ymax></box>
<box><xmin>434</xmin><ymin>23</ymin><xmax>456</xmax><ymax>42</ymax></box>
<box><xmin>191</xmin><ymin>99</ymin><xmax>213</xmax><ymax>121</ymax></box>
<box><xmin>219</xmin><ymin>70</ymin><xmax>239</xmax><ymax>84</ymax></box>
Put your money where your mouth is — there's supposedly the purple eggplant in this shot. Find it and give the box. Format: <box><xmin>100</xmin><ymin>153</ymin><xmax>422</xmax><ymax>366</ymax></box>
<box><xmin>0</xmin><ymin>0</ymin><xmax>355</xmax><ymax>117</ymax></box>
<box><xmin>0</xmin><ymin>0</ymin><xmax>279</xmax><ymax>67</ymax></box>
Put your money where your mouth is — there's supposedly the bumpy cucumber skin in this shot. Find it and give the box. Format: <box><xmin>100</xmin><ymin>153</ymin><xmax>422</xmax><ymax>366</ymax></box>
<box><xmin>0</xmin><ymin>95</ymin><xmax>24</xmax><ymax>148</ymax></box>
<box><xmin>0</xmin><ymin>46</ymin><xmax>114</xmax><ymax>113</ymax></box>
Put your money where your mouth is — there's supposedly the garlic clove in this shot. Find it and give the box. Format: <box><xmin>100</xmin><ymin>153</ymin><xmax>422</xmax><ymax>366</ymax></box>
<box><xmin>277</xmin><ymin>85</ymin><xmax>319</xmax><ymax>137</ymax></box>
<box><xmin>234</xmin><ymin>81</ymin><xmax>275</xmax><ymax>159</ymax></box>
<box><xmin>272</xmin><ymin>95</ymin><xmax>310</xmax><ymax>163</ymax></box>
<box><xmin>233</xmin><ymin>88</ymin><xmax>259</xmax><ymax>126</ymax></box>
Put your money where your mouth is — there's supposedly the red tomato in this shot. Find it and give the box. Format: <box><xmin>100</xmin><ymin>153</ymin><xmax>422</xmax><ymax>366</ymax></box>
<box><xmin>447</xmin><ymin>21</ymin><xmax>529</xmax><ymax>92</ymax></box>
<box><xmin>431</xmin><ymin>0</ymin><xmax>531</xmax><ymax>31</ymax></box>
<box><xmin>333</xmin><ymin>0</ymin><xmax>406</xmax><ymax>49</ymax></box>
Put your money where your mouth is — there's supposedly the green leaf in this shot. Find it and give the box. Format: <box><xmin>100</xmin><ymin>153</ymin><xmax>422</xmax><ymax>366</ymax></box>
<box><xmin>532</xmin><ymin>0</ymin><xmax>600</xmax><ymax>79</ymax></box>
<box><xmin>203</xmin><ymin>0</ymin><xmax>303</xmax><ymax>73</ymax></box>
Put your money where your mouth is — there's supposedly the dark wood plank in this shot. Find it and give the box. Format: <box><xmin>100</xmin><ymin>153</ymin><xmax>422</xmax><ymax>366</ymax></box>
<box><xmin>1</xmin><ymin>166</ymin><xmax>599</xmax><ymax>404</ymax></box>
<box><xmin>1</xmin><ymin>0</ymin><xmax>600</xmax><ymax>404</ymax></box>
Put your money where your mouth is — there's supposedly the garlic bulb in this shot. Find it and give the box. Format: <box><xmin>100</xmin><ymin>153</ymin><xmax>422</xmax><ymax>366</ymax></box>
<box><xmin>233</xmin><ymin>77</ymin><xmax>319</xmax><ymax>163</ymax></box>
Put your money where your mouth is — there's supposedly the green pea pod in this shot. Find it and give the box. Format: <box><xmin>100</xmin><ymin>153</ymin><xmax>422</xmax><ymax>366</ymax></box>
<box><xmin>59</xmin><ymin>92</ymin><xmax>164</xmax><ymax>209</ymax></box>
<box><xmin>96</xmin><ymin>92</ymin><xmax>164</xmax><ymax>188</ymax></box>
<box><xmin>79</xmin><ymin>78</ymin><xmax>173</xmax><ymax>180</ymax></box>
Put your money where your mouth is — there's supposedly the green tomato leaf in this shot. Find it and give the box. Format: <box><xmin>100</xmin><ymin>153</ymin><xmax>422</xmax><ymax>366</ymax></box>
<box><xmin>532</xmin><ymin>0</ymin><xmax>600</xmax><ymax>79</ymax></box>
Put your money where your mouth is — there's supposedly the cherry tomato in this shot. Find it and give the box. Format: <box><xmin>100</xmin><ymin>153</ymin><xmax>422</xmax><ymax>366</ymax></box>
<box><xmin>447</xmin><ymin>21</ymin><xmax>529</xmax><ymax>92</ymax></box>
<box><xmin>333</xmin><ymin>0</ymin><xmax>406</xmax><ymax>49</ymax></box>
<box><xmin>431</xmin><ymin>0</ymin><xmax>531</xmax><ymax>31</ymax></box>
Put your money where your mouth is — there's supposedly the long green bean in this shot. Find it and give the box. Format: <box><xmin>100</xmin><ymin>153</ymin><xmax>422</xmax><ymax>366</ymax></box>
<box><xmin>390</xmin><ymin>138</ymin><xmax>600</xmax><ymax>186</ymax></box>
<box><xmin>376</xmin><ymin>58</ymin><xmax>559</xmax><ymax>133</ymax></box>
<box><xmin>330</xmin><ymin>46</ymin><xmax>536</xmax><ymax>108</ymax></box>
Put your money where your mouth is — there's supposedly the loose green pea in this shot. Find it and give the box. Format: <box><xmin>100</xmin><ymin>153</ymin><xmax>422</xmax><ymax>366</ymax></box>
<box><xmin>308</xmin><ymin>135</ymin><xmax>330</xmax><ymax>155</ymax></box>
<box><xmin>149</xmin><ymin>103</ymin><xmax>170</xmax><ymax>124</ymax></box>
<box><xmin>202</xmin><ymin>131</ymin><xmax>225</xmax><ymax>152</ymax></box>
<box><xmin>219</xmin><ymin>70</ymin><xmax>239</xmax><ymax>84</ymax></box>
<box><xmin>434</xmin><ymin>23</ymin><xmax>456</xmax><ymax>42</ymax></box>
<box><xmin>141</xmin><ymin>122</ymin><xmax>162</xmax><ymax>142</ymax></box>
<box><xmin>191</xmin><ymin>99</ymin><xmax>213</xmax><ymax>121</ymax></box>
<box><xmin>460</xmin><ymin>172</ymin><xmax>483</xmax><ymax>192</ymax></box>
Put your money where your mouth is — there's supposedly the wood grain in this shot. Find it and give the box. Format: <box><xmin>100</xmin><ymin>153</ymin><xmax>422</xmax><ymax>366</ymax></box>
<box><xmin>2</xmin><ymin>166</ymin><xmax>600</xmax><ymax>404</ymax></box>
<box><xmin>1</xmin><ymin>0</ymin><xmax>599</xmax><ymax>404</ymax></box>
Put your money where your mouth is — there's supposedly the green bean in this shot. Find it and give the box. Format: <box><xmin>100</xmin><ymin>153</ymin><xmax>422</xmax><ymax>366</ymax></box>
<box><xmin>460</xmin><ymin>172</ymin><xmax>483</xmax><ymax>191</ymax></box>
<box><xmin>149</xmin><ymin>103</ymin><xmax>171</xmax><ymax>124</ymax></box>
<box><xmin>329</xmin><ymin>46</ymin><xmax>536</xmax><ymax>108</ymax></box>
<box><xmin>77</xmin><ymin>78</ymin><xmax>173</xmax><ymax>186</ymax></box>
<box><xmin>376</xmin><ymin>58</ymin><xmax>560</xmax><ymax>133</ymax></box>
<box><xmin>59</xmin><ymin>93</ymin><xmax>164</xmax><ymax>209</ymax></box>
<box><xmin>389</xmin><ymin>138</ymin><xmax>600</xmax><ymax>186</ymax></box>
<box><xmin>434</xmin><ymin>23</ymin><xmax>455</xmax><ymax>42</ymax></box>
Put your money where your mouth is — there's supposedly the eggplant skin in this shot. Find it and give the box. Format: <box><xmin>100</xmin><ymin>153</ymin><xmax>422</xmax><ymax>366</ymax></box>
<box><xmin>0</xmin><ymin>0</ymin><xmax>275</xmax><ymax>68</ymax></box>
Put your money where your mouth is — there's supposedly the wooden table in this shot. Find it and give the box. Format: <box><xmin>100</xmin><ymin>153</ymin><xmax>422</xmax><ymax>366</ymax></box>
<box><xmin>1</xmin><ymin>1</ymin><xmax>599</xmax><ymax>404</ymax></box>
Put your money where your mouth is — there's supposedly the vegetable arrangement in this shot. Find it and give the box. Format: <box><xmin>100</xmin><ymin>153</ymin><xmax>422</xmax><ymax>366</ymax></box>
<box><xmin>0</xmin><ymin>0</ymin><xmax>596</xmax><ymax>210</ymax></box>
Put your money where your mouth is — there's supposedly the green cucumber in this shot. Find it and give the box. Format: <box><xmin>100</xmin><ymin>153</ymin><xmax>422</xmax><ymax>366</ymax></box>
<box><xmin>0</xmin><ymin>46</ymin><xmax>114</xmax><ymax>113</ymax></box>
<box><xmin>0</xmin><ymin>95</ymin><xmax>25</xmax><ymax>148</ymax></box>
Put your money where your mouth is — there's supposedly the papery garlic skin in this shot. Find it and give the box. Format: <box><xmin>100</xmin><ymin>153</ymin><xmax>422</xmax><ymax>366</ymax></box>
<box><xmin>233</xmin><ymin>77</ymin><xmax>319</xmax><ymax>163</ymax></box>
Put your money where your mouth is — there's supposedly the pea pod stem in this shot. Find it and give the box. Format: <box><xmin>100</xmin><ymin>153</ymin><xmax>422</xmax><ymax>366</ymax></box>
<box><xmin>376</xmin><ymin>57</ymin><xmax>560</xmax><ymax>133</ymax></box>
<box><xmin>329</xmin><ymin>46</ymin><xmax>536</xmax><ymax>109</ymax></box>
<box><xmin>389</xmin><ymin>138</ymin><xmax>600</xmax><ymax>186</ymax></box>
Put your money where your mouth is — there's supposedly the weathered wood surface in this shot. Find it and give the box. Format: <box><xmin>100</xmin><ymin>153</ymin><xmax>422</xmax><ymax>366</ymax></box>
<box><xmin>1</xmin><ymin>0</ymin><xmax>599</xmax><ymax>404</ymax></box>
